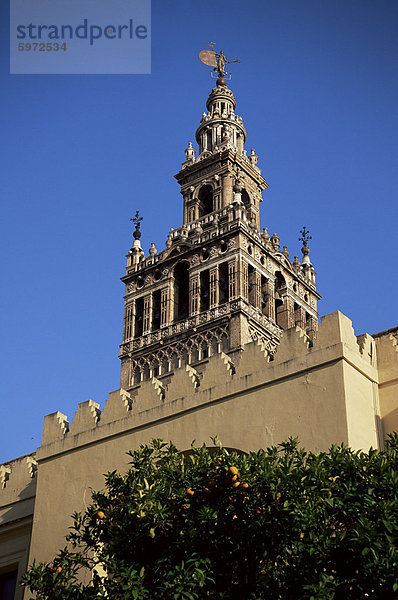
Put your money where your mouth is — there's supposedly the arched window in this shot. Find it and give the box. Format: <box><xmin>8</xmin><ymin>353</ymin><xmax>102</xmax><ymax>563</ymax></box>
<box><xmin>173</xmin><ymin>262</ymin><xmax>189</xmax><ymax>321</ymax></box>
<box><xmin>198</xmin><ymin>185</ymin><xmax>213</xmax><ymax>217</ymax></box>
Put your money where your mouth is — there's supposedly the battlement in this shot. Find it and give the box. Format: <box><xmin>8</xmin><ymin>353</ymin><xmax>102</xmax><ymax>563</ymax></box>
<box><xmin>0</xmin><ymin>453</ymin><xmax>37</xmax><ymax>526</ymax></box>
<box><xmin>373</xmin><ymin>327</ymin><xmax>398</xmax><ymax>438</ymax></box>
<box><xmin>36</xmin><ymin>310</ymin><xmax>384</xmax><ymax>461</ymax></box>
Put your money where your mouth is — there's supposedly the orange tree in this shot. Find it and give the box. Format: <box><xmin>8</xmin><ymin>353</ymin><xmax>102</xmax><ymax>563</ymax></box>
<box><xmin>22</xmin><ymin>436</ymin><xmax>398</xmax><ymax>599</ymax></box>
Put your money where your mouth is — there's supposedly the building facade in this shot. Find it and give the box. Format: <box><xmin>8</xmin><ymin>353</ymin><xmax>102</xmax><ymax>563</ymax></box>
<box><xmin>1</xmin><ymin>64</ymin><xmax>398</xmax><ymax>599</ymax></box>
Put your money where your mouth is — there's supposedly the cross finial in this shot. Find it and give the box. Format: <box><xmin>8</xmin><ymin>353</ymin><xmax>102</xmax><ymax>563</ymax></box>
<box><xmin>130</xmin><ymin>211</ymin><xmax>143</xmax><ymax>240</ymax></box>
<box><xmin>299</xmin><ymin>227</ymin><xmax>312</xmax><ymax>246</ymax></box>
<box><xmin>299</xmin><ymin>227</ymin><xmax>311</xmax><ymax>259</ymax></box>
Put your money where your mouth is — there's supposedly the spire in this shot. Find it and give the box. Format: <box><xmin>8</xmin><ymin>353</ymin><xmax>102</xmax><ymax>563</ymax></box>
<box><xmin>175</xmin><ymin>49</ymin><xmax>268</xmax><ymax>231</ymax></box>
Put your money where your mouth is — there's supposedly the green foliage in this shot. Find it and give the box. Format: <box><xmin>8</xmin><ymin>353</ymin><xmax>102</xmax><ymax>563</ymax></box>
<box><xmin>22</xmin><ymin>436</ymin><xmax>398</xmax><ymax>599</ymax></box>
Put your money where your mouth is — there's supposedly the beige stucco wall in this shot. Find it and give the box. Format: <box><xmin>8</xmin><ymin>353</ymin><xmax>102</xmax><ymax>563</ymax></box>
<box><xmin>375</xmin><ymin>330</ymin><xmax>398</xmax><ymax>438</ymax></box>
<box><xmin>0</xmin><ymin>455</ymin><xmax>37</xmax><ymax>600</ymax></box>
<box><xmin>26</xmin><ymin>311</ymin><xmax>383</xmax><ymax>567</ymax></box>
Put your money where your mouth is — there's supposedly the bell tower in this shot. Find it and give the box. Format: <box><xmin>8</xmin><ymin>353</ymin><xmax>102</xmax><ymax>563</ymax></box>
<box><xmin>119</xmin><ymin>51</ymin><xmax>321</xmax><ymax>391</ymax></box>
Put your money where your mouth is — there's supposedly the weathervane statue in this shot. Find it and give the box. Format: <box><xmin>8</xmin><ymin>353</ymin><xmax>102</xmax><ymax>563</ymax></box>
<box><xmin>198</xmin><ymin>44</ymin><xmax>240</xmax><ymax>81</ymax></box>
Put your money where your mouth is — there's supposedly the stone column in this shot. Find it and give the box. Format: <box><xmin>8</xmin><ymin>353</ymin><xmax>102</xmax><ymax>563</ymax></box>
<box><xmin>306</xmin><ymin>314</ymin><xmax>317</xmax><ymax>340</ymax></box>
<box><xmin>228</xmin><ymin>259</ymin><xmax>238</xmax><ymax>300</ymax></box>
<box><xmin>221</xmin><ymin>173</ymin><xmax>233</xmax><ymax>207</ymax></box>
<box><xmin>254</xmin><ymin>272</ymin><xmax>261</xmax><ymax>309</ymax></box>
<box><xmin>183</xmin><ymin>196</ymin><xmax>188</xmax><ymax>225</ymax></box>
<box><xmin>277</xmin><ymin>297</ymin><xmax>295</xmax><ymax>330</ymax></box>
<box><xmin>241</xmin><ymin>261</ymin><xmax>249</xmax><ymax>300</ymax></box>
<box><xmin>209</xmin><ymin>266</ymin><xmax>219</xmax><ymax>308</ymax></box>
<box><xmin>266</xmin><ymin>280</ymin><xmax>275</xmax><ymax>321</ymax></box>
<box><xmin>123</xmin><ymin>300</ymin><xmax>136</xmax><ymax>341</ymax></box>
<box><xmin>160</xmin><ymin>288</ymin><xmax>169</xmax><ymax>327</ymax></box>
<box><xmin>190</xmin><ymin>273</ymin><xmax>200</xmax><ymax>315</ymax></box>
<box><xmin>294</xmin><ymin>304</ymin><xmax>306</xmax><ymax>330</ymax></box>
<box><xmin>143</xmin><ymin>294</ymin><xmax>152</xmax><ymax>334</ymax></box>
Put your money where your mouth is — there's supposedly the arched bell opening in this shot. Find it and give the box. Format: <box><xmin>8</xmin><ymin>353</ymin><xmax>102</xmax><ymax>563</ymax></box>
<box><xmin>198</xmin><ymin>185</ymin><xmax>213</xmax><ymax>218</ymax></box>
<box><xmin>152</xmin><ymin>290</ymin><xmax>161</xmax><ymax>331</ymax></box>
<box><xmin>260</xmin><ymin>275</ymin><xmax>269</xmax><ymax>317</ymax></box>
<box><xmin>173</xmin><ymin>261</ymin><xmax>190</xmax><ymax>322</ymax></box>
<box><xmin>274</xmin><ymin>271</ymin><xmax>287</xmax><ymax>328</ymax></box>
<box><xmin>248</xmin><ymin>265</ymin><xmax>257</xmax><ymax>307</ymax></box>
<box><xmin>241</xmin><ymin>188</ymin><xmax>251</xmax><ymax>209</ymax></box>
<box><xmin>134</xmin><ymin>297</ymin><xmax>144</xmax><ymax>338</ymax></box>
<box><xmin>200</xmin><ymin>270</ymin><xmax>210</xmax><ymax>312</ymax></box>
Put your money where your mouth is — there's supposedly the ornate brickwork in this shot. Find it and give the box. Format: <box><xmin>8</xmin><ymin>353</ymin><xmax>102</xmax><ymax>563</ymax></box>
<box><xmin>119</xmin><ymin>76</ymin><xmax>321</xmax><ymax>392</ymax></box>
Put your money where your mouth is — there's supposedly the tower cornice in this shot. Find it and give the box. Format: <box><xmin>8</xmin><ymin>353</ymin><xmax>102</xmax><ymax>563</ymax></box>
<box><xmin>174</xmin><ymin>148</ymin><xmax>268</xmax><ymax>191</ymax></box>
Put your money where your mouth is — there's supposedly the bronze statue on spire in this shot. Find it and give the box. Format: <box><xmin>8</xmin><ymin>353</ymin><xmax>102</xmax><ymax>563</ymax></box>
<box><xmin>199</xmin><ymin>45</ymin><xmax>240</xmax><ymax>81</ymax></box>
<box><xmin>214</xmin><ymin>50</ymin><xmax>240</xmax><ymax>78</ymax></box>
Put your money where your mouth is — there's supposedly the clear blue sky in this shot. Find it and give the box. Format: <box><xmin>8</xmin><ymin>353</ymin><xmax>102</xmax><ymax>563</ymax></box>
<box><xmin>1</xmin><ymin>0</ymin><xmax>397</xmax><ymax>462</ymax></box>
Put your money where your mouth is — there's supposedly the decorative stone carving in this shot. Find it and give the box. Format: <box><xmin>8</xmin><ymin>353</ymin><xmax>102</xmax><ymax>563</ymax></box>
<box><xmin>209</xmin><ymin>246</ymin><xmax>218</xmax><ymax>257</ymax></box>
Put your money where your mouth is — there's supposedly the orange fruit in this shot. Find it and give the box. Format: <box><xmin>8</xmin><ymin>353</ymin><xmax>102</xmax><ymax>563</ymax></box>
<box><xmin>232</xmin><ymin>514</ymin><xmax>238</xmax><ymax>520</ymax></box>
<box><xmin>187</xmin><ymin>488</ymin><xmax>194</xmax><ymax>496</ymax></box>
<box><xmin>56</xmin><ymin>566</ymin><xmax>62</xmax><ymax>573</ymax></box>
<box><xmin>183</xmin><ymin>504</ymin><xmax>189</xmax><ymax>510</ymax></box>
<box><xmin>233</xmin><ymin>481</ymin><xmax>240</xmax><ymax>488</ymax></box>
<box><xmin>229</xmin><ymin>466</ymin><xmax>238</xmax><ymax>476</ymax></box>
<box><xmin>231</xmin><ymin>474</ymin><xmax>238</xmax><ymax>482</ymax></box>
<box><xmin>97</xmin><ymin>511</ymin><xmax>105</xmax><ymax>520</ymax></box>
<box><xmin>242</xmin><ymin>483</ymin><xmax>249</xmax><ymax>489</ymax></box>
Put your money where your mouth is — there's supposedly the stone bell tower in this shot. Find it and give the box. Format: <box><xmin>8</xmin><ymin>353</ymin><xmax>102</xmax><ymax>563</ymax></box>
<box><xmin>119</xmin><ymin>54</ymin><xmax>321</xmax><ymax>391</ymax></box>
